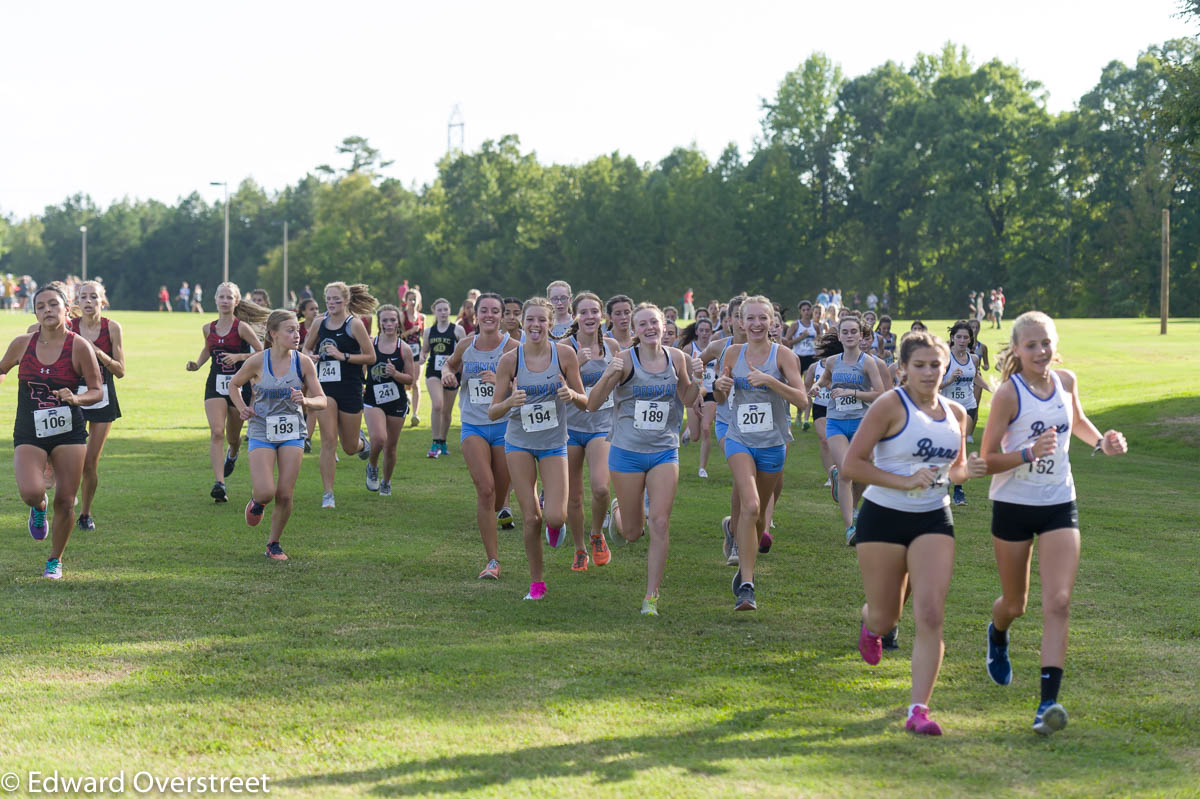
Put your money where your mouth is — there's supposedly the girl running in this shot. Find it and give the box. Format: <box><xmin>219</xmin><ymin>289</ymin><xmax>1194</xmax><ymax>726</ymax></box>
<box><xmin>458</xmin><ymin>297</ymin><xmax>477</xmax><ymax>337</ymax></box>
<box><xmin>785</xmin><ymin>300</ymin><xmax>819</xmax><ymax>431</ymax></box>
<box><xmin>878</xmin><ymin>315</ymin><xmax>897</xmax><ymax>364</ymax></box>
<box><xmin>69</xmin><ymin>281</ymin><xmax>124</xmax><ymax>531</ymax></box>
<box><xmin>443</xmin><ymin>293</ymin><xmax>520</xmax><ymax>578</ymax></box>
<box><xmin>501</xmin><ymin>297</ymin><xmax>524</xmax><ymax>341</ymax></box>
<box><xmin>422</xmin><ymin>298</ymin><xmax>465</xmax><ymax>458</ymax></box>
<box><xmin>699</xmin><ymin>295</ymin><xmax>747</xmax><ymax>564</ymax></box>
<box><xmin>605</xmin><ymin>294</ymin><xmax>634</xmax><ymax>350</ymax></box>
<box><xmin>967</xmin><ymin>317</ymin><xmax>991</xmax><ymax>431</ymax></box>
<box><xmin>303</xmin><ymin>282</ymin><xmax>377</xmax><ymax>509</ymax></box>
<box><xmin>680</xmin><ymin>317</ymin><xmax>716</xmax><ymax>478</ymax></box>
<box><xmin>489</xmin><ymin>297</ymin><xmax>588</xmax><ymax>601</ymax></box>
<box><xmin>297</xmin><ymin>297</ymin><xmax>320</xmax><ymax>452</ymax></box>
<box><xmin>547</xmin><ymin>280</ymin><xmax>575</xmax><ymax>338</ymax></box>
<box><xmin>817</xmin><ymin>314</ymin><xmax>888</xmax><ymax>544</ymax></box>
<box><xmin>941</xmin><ymin>321</ymin><xmax>992</xmax><ymax>505</ymax></box>
<box><xmin>841</xmin><ymin>330</ymin><xmax>988</xmax><ymax>735</ymax></box>
<box><xmin>804</xmin><ymin>334</ymin><xmax>836</xmax><ymax>486</ymax></box>
<box><xmin>587</xmin><ymin>303</ymin><xmax>704</xmax><ymax>616</ymax></box>
<box><xmin>185</xmin><ymin>282</ymin><xmax>268</xmax><ymax>502</ymax></box>
<box><xmin>979</xmin><ymin>311</ymin><xmax>1127</xmax><ymax>735</ymax></box>
<box><xmin>229</xmin><ymin>310</ymin><xmax>327</xmax><ymax>560</ymax></box>
<box><xmin>559</xmin><ymin>292</ymin><xmax>618</xmax><ymax>572</ymax></box>
<box><xmin>0</xmin><ymin>283</ymin><xmax>103</xmax><ymax>578</ymax></box>
<box><xmin>662</xmin><ymin>318</ymin><xmax>679</xmax><ymax>349</ymax></box>
<box><xmin>713</xmin><ymin>296</ymin><xmax>808</xmax><ymax>611</ymax></box>
<box><xmin>363</xmin><ymin>304</ymin><xmax>416</xmax><ymax>495</ymax></box>
<box><xmin>401</xmin><ymin>289</ymin><xmax>424</xmax><ymax>427</ymax></box>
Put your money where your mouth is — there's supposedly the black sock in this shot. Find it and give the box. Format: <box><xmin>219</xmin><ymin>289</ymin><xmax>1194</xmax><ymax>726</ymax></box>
<box><xmin>1040</xmin><ymin>666</ymin><xmax>1063</xmax><ymax>704</ymax></box>
<box><xmin>990</xmin><ymin>624</ymin><xmax>1008</xmax><ymax>647</ymax></box>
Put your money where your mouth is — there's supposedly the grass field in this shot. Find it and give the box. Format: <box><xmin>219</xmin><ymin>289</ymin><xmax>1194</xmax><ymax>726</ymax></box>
<box><xmin>0</xmin><ymin>313</ymin><xmax>1196</xmax><ymax>798</ymax></box>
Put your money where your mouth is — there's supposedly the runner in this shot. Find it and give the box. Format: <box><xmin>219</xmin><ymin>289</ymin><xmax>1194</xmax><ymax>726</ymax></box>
<box><xmin>229</xmin><ymin>310</ymin><xmax>327</xmax><ymax>560</ymax></box>
<box><xmin>587</xmin><ymin>302</ymin><xmax>703</xmax><ymax>615</ymax></box>
<box><xmin>185</xmin><ymin>282</ymin><xmax>268</xmax><ymax>503</ymax></box>
<box><xmin>558</xmin><ymin>291</ymin><xmax>619</xmax><ymax>572</ymax></box>
<box><xmin>941</xmin><ymin>320</ymin><xmax>992</xmax><ymax>505</ymax></box>
<box><xmin>69</xmin><ymin>281</ymin><xmax>124</xmax><ymax>531</ymax></box>
<box><xmin>297</xmin><ymin>297</ymin><xmax>320</xmax><ymax>452</ymax></box>
<box><xmin>363</xmin><ymin>304</ymin><xmax>416</xmax><ymax>495</ymax></box>
<box><xmin>967</xmin><ymin>317</ymin><xmax>991</xmax><ymax>430</ymax></box>
<box><xmin>662</xmin><ymin>318</ymin><xmax>679</xmax><ymax>349</ymax></box>
<box><xmin>302</xmin><ymin>282</ymin><xmax>378</xmax><ymax>508</ymax></box>
<box><xmin>979</xmin><ymin>311</ymin><xmax>1127</xmax><ymax>735</ymax></box>
<box><xmin>679</xmin><ymin>317</ymin><xmax>716</xmax><ymax>478</ymax></box>
<box><xmin>878</xmin><ymin>315</ymin><xmax>897</xmax><ymax>364</ymax></box>
<box><xmin>501</xmin><ymin>296</ymin><xmax>524</xmax><ymax>341</ymax></box>
<box><xmin>401</xmin><ymin>289</ymin><xmax>424</xmax><ymax>427</ymax></box>
<box><xmin>713</xmin><ymin>295</ymin><xmax>808</xmax><ymax>611</ymax></box>
<box><xmin>421</xmin><ymin>298</ymin><xmax>465</xmax><ymax>458</ymax></box>
<box><xmin>784</xmin><ymin>300</ymin><xmax>819</xmax><ymax>431</ymax></box>
<box><xmin>489</xmin><ymin>297</ymin><xmax>588</xmax><ymax>601</ymax></box>
<box><xmin>805</xmin><ymin>333</ymin><xmax>837</xmax><ymax>487</ymax></box>
<box><xmin>457</xmin><ymin>296</ymin><xmax>477</xmax><ymax>337</ymax></box>
<box><xmin>841</xmin><ymin>329</ymin><xmax>988</xmax><ymax>735</ymax></box>
<box><xmin>547</xmin><ymin>280</ymin><xmax>575</xmax><ymax>338</ymax></box>
<box><xmin>0</xmin><ymin>283</ymin><xmax>103</xmax><ymax>578</ymax></box>
<box><xmin>605</xmin><ymin>294</ymin><xmax>634</xmax><ymax>350</ymax></box>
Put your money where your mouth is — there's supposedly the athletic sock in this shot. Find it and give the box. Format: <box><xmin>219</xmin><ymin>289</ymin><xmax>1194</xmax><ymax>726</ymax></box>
<box><xmin>1040</xmin><ymin>666</ymin><xmax>1063</xmax><ymax>704</ymax></box>
<box><xmin>907</xmin><ymin>703</ymin><xmax>927</xmax><ymax>719</ymax></box>
<box><xmin>990</xmin><ymin>625</ymin><xmax>1008</xmax><ymax>647</ymax></box>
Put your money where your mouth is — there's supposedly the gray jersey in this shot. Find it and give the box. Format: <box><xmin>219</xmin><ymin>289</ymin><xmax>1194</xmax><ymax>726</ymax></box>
<box><xmin>727</xmin><ymin>343</ymin><xmax>794</xmax><ymax>449</ymax></box>
<box><xmin>504</xmin><ymin>343</ymin><xmax>568</xmax><ymax>450</ymax></box>
<box><xmin>248</xmin><ymin>350</ymin><xmax>305</xmax><ymax>443</ymax></box>
<box><xmin>609</xmin><ymin>346</ymin><xmax>682</xmax><ymax>453</ymax></box>
<box><xmin>458</xmin><ymin>334</ymin><xmax>510</xmax><ymax>427</ymax></box>
<box><xmin>565</xmin><ymin>336</ymin><xmax>615</xmax><ymax>434</ymax></box>
<box><xmin>827</xmin><ymin>352</ymin><xmax>870</xmax><ymax>420</ymax></box>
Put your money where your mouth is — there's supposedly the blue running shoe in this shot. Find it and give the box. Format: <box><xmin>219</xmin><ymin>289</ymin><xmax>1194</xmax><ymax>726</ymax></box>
<box><xmin>28</xmin><ymin>501</ymin><xmax>48</xmax><ymax>540</ymax></box>
<box><xmin>830</xmin><ymin>466</ymin><xmax>839</xmax><ymax>503</ymax></box>
<box><xmin>986</xmin><ymin>622</ymin><xmax>1012</xmax><ymax>686</ymax></box>
<box><xmin>844</xmin><ymin>524</ymin><xmax>857</xmax><ymax>546</ymax></box>
<box><xmin>1033</xmin><ymin>700</ymin><xmax>1068</xmax><ymax>735</ymax></box>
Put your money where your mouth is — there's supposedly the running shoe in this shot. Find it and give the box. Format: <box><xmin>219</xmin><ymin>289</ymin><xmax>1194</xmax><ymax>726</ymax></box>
<box><xmin>735</xmin><ymin>582</ymin><xmax>757</xmax><ymax>611</ymax></box>
<box><xmin>303</xmin><ymin>438</ymin><xmax>312</xmax><ymax>454</ymax></box>
<box><xmin>823</xmin><ymin>477</ymin><xmax>832</xmax><ymax>488</ymax></box>
<box><xmin>438</xmin><ymin>441</ymin><xmax>450</xmax><ymax>456</ymax></box>
<box><xmin>727</xmin><ymin>540</ymin><xmax>739</xmax><ymax>567</ymax></box>
<box><xmin>379</xmin><ymin>481</ymin><xmax>392</xmax><ymax>497</ymax></box>
<box><xmin>590</xmin><ymin>533</ymin><xmax>611</xmax><ymax>566</ymax></box>
<box><xmin>845</xmin><ymin>525</ymin><xmax>857</xmax><ymax>546</ymax></box>
<box><xmin>265</xmin><ymin>541</ymin><xmax>289</xmax><ymax>561</ymax></box>
<box><xmin>858</xmin><ymin>622</ymin><xmax>882</xmax><ymax>665</ymax></box>
<box><xmin>602</xmin><ymin>507</ymin><xmax>611</xmax><ymax>530</ymax></box>
<box><xmin>365</xmin><ymin>463</ymin><xmax>380</xmax><ymax>492</ymax></box>
<box><xmin>641</xmin><ymin>596</ymin><xmax>659</xmax><ymax>616</ymax></box>
<box><xmin>497</xmin><ymin>507</ymin><xmax>515</xmax><ymax>530</ymax></box>
<box><xmin>523</xmin><ymin>581</ymin><xmax>547</xmax><ymax>600</ymax></box>
<box><xmin>410</xmin><ymin>414</ymin><xmax>420</xmax><ymax>428</ymax></box>
<box><xmin>681</xmin><ymin>427</ymin><xmax>691</xmax><ymax>445</ymax></box>
<box><xmin>426</xmin><ymin>445</ymin><xmax>439</xmax><ymax>459</ymax></box>
<box><xmin>882</xmin><ymin>626</ymin><xmax>900</xmax><ymax>651</ymax></box>
<box><xmin>731</xmin><ymin>568</ymin><xmax>742</xmax><ymax>598</ymax></box>
<box><xmin>28</xmin><ymin>501</ymin><xmax>48</xmax><ymax>540</ymax></box>
<box><xmin>321</xmin><ymin>491</ymin><xmax>335</xmax><ymax>509</ymax></box>
<box><xmin>211</xmin><ymin>481</ymin><xmax>228</xmax><ymax>503</ymax></box>
<box><xmin>759</xmin><ymin>531</ymin><xmax>773</xmax><ymax>554</ymax></box>
<box><xmin>722</xmin><ymin>515</ymin><xmax>733</xmax><ymax>560</ymax></box>
<box><xmin>539</xmin><ymin>489</ymin><xmax>545</xmax><ymax>509</ymax></box>
<box><xmin>571</xmin><ymin>549</ymin><xmax>589</xmax><ymax>571</ymax></box>
<box><xmin>358</xmin><ymin>430</ymin><xmax>370</xmax><ymax>460</ymax></box>
<box><xmin>905</xmin><ymin>706</ymin><xmax>943</xmax><ymax>736</ymax></box>
<box><xmin>607</xmin><ymin>499</ymin><xmax>624</xmax><ymax>546</ymax></box>
<box><xmin>698</xmin><ymin>467</ymin><xmax>708</xmax><ymax>479</ymax></box>
<box><xmin>545</xmin><ymin>526</ymin><xmax>563</xmax><ymax>548</ymax></box>
<box><xmin>986</xmin><ymin>622</ymin><xmax>1013</xmax><ymax>686</ymax></box>
<box><xmin>245</xmin><ymin>499</ymin><xmax>265</xmax><ymax>526</ymax></box>
<box><xmin>76</xmin><ymin>514</ymin><xmax>96</xmax><ymax>532</ymax></box>
<box><xmin>479</xmin><ymin>559</ymin><xmax>500</xmax><ymax>580</ymax></box>
<box><xmin>223</xmin><ymin>448</ymin><xmax>238</xmax><ymax>477</ymax></box>
<box><xmin>42</xmin><ymin>557</ymin><xmax>62</xmax><ymax>579</ymax></box>
<box><xmin>966</xmin><ymin>434</ymin><xmax>975</xmax><ymax>444</ymax></box>
<box><xmin>830</xmin><ymin>466</ymin><xmax>839</xmax><ymax>502</ymax></box>
<box><xmin>802</xmin><ymin>421</ymin><xmax>812</xmax><ymax>432</ymax></box>
<box><xmin>953</xmin><ymin>486</ymin><xmax>967</xmax><ymax>506</ymax></box>
<box><xmin>1033</xmin><ymin>701</ymin><xmax>1068</xmax><ymax>735</ymax></box>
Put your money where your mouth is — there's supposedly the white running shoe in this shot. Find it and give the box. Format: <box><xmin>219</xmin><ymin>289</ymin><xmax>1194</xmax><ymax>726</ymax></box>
<box><xmin>698</xmin><ymin>467</ymin><xmax>708</xmax><ymax>479</ymax></box>
<box><xmin>681</xmin><ymin>428</ymin><xmax>691</xmax><ymax>445</ymax></box>
<box><xmin>966</xmin><ymin>434</ymin><xmax>975</xmax><ymax>444</ymax></box>
<box><xmin>823</xmin><ymin>477</ymin><xmax>832</xmax><ymax>487</ymax></box>
<box><xmin>321</xmin><ymin>491</ymin><xmax>335</xmax><ymax>509</ymax></box>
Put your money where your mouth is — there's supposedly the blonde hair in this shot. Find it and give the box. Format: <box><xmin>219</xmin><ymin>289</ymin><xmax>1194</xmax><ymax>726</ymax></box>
<box><xmin>325</xmin><ymin>282</ymin><xmax>379</xmax><ymax>317</ymax></box>
<box><xmin>631</xmin><ymin>302</ymin><xmax>664</xmax><ymax>345</ymax></box>
<box><xmin>217</xmin><ymin>281</ymin><xmax>271</xmax><ymax>324</ymax></box>
<box><xmin>522</xmin><ymin>296</ymin><xmax>554</xmax><ymax>320</ymax></box>
<box><xmin>998</xmin><ymin>310</ymin><xmax>1060</xmax><ymax>382</ymax></box>
<box><xmin>376</xmin><ymin>303</ymin><xmax>401</xmax><ymax>327</ymax></box>
<box><xmin>737</xmin><ymin>294</ymin><xmax>773</xmax><ymax>318</ymax></box>
<box><xmin>264</xmin><ymin>310</ymin><xmax>298</xmax><ymax>348</ymax></box>
<box><xmin>546</xmin><ymin>279</ymin><xmax>572</xmax><ymax>296</ymax></box>
<box><xmin>432</xmin><ymin>297</ymin><xmax>451</xmax><ymax>312</ymax></box>
<box><xmin>76</xmin><ymin>280</ymin><xmax>108</xmax><ymax>314</ymax></box>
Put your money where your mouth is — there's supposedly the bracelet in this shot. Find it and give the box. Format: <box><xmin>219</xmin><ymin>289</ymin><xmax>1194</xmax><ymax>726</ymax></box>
<box><xmin>1091</xmin><ymin>440</ymin><xmax>1104</xmax><ymax>457</ymax></box>
<box><xmin>1020</xmin><ymin>447</ymin><xmax>1034</xmax><ymax>463</ymax></box>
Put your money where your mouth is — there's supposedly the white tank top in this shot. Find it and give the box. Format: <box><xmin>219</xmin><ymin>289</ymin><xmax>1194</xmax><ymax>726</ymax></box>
<box><xmin>863</xmin><ymin>389</ymin><xmax>961</xmax><ymax>512</ymax></box>
<box><xmin>810</xmin><ymin>360</ymin><xmax>830</xmax><ymax>407</ymax></box>
<box><xmin>940</xmin><ymin>350</ymin><xmax>977</xmax><ymax>409</ymax></box>
<box><xmin>792</xmin><ymin>321</ymin><xmax>817</xmax><ymax>356</ymax></box>
<box><xmin>988</xmin><ymin>371</ymin><xmax>1076</xmax><ymax>506</ymax></box>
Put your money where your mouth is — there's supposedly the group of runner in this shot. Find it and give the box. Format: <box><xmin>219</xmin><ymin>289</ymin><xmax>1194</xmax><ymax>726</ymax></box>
<box><xmin>1</xmin><ymin>277</ymin><xmax>1128</xmax><ymax>740</ymax></box>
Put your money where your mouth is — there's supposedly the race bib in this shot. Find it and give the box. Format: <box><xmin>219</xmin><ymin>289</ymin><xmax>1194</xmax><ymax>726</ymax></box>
<box><xmin>834</xmin><ymin>393</ymin><xmax>862</xmax><ymax>413</ymax></box>
<box><xmin>521</xmin><ymin>402</ymin><xmax>558</xmax><ymax>432</ymax></box>
<box><xmin>373</xmin><ymin>381</ymin><xmax>400</xmax><ymax>405</ymax></box>
<box><xmin>215</xmin><ymin>374</ymin><xmax>232</xmax><ymax>396</ymax></box>
<box><xmin>409</xmin><ymin>342</ymin><xmax>421</xmax><ymax>358</ymax></box>
<box><xmin>813</xmin><ymin>385</ymin><xmax>831</xmax><ymax>405</ymax></box>
<box><xmin>946</xmin><ymin>381</ymin><xmax>971</xmax><ymax>402</ymax></box>
<box><xmin>77</xmin><ymin>384</ymin><xmax>110</xmax><ymax>410</ymax></box>
<box><xmin>634</xmin><ymin>400</ymin><xmax>668</xmax><ymax>431</ymax></box>
<box><xmin>318</xmin><ymin>359</ymin><xmax>341</xmax><ymax>382</ymax></box>
<box><xmin>265</xmin><ymin>413</ymin><xmax>302</xmax><ymax>443</ymax></box>
<box><xmin>34</xmin><ymin>406</ymin><xmax>72</xmax><ymax>438</ymax></box>
<box><xmin>434</xmin><ymin>354</ymin><xmax>448</xmax><ymax>372</ymax></box>
<box><xmin>468</xmin><ymin>378</ymin><xmax>494</xmax><ymax>405</ymax></box>
<box><xmin>1014</xmin><ymin>445</ymin><xmax>1067</xmax><ymax>485</ymax></box>
<box><xmin>907</xmin><ymin>463</ymin><xmax>950</xmax><ymax>498</ymax></box>
<box><xmin>737</xmin><ymin>402</ymin><xmax>773</xmax><ymax>433</ymax></box>
<box><xmin>703</xmin><ymin>363</ymin><xmax>716</xmax><ymax>392</ymax></box>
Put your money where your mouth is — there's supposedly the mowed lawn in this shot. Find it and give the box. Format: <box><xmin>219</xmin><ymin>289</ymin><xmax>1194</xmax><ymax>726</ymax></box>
<box><xmin>0</xmin><ymin>312</ymin><xmax>1196</xmax><ymax>798</ymax></box>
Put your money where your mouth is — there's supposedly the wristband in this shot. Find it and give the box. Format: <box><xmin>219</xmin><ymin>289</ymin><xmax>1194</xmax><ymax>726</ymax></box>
<box><xmin>1020</xmin><ymin>447</ymin><xmax>1034</xmax><ymax>464</ymax></box>
<box><xmin>1091</xmin><ymin>440</ymin><xmax>1104</xmax><ymax>457</ymax></box>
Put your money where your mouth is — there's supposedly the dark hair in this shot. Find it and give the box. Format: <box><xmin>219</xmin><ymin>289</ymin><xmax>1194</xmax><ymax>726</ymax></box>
<box><xmin>815</xmin><ymin>331</ymin><xmax>843</xmax><ymax>358</ymax></box>
<box><xmin>947</xmin><ymin>320</ymin><xmax>975</xmax><ymax>349</ymax></box>
<box><xmin>476</xmin><ymin>291</ymin><xmax>504</xmax><ymax>311</ymax></box>
<box><xmin>503</xmin><ymin>296</ymin><xmax>522</xmax><ymax>308</ymax></box>
<box><xmin>678</xmin><ymin>317</ymin><xmax>713</xmax><ymax>348</ymax></box>
<box><xmin>605</xmin><ymin>294</ymin><xmax>634</xmax><ymax>332</ymax></box>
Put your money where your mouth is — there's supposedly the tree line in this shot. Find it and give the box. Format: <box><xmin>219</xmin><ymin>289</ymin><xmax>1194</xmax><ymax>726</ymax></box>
<box><xmin>1</xmin><ymin>42</ymin><xmax>1197</xmax><ymax>318</ymax></box>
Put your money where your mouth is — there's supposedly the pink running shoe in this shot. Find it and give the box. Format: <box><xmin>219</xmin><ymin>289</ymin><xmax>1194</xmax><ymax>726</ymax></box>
<box><xmin>858</xmin><ymin>622</ymin><xmax>882</xmax><ymax>666</ymax></box>
<box><xmin>905</xmin><ymin>706</ymin><xmax>943</xmax><ymax>736</ymax></box>
<box><xmin>523</xmin><ymin>581</ymin><xmax>547</xmax><ymax>600</ymax></box>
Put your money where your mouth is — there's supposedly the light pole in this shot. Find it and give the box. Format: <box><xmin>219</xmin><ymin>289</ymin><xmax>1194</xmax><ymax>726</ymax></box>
<box><xmin>210</xmin><ymin>181</ymin><xmax>229</xmax><ymax>283</ymax></box>
<box><xmin>79</xmin><ymin>226</ymin><xmax>87</xmax><ymax>281</ymax></box>
<box><xmin>282</xmin><ymin>220</ymin><xmax>289</xmax><ymax>308</ymax></box>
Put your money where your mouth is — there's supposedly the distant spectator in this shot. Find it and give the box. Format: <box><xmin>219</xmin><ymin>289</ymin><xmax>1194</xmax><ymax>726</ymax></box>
<box><xmin>816</xmin><ymin>287</ymin><xmax>831</xmax><ymax>306</ymax></box>
<box><xmin>881</xmin><ymin>290</ymin><xmax>889</xmax><ymax>313</ymax></box>
<box><xmin>301</xmin><ymin>284</ymin><xmax>313</xmax><ymax>301</ymax></box>
<box><xmin>867</xmin><ymin>291</ymin><xmax>878</xmax><ymax>311</ymax></box>
<box><xmin>158</xmin><ymin>285</ymin><xmax>171</xmax><ymax>311</ymax></box>
<box><xmin>177</xmin><ymin>281</ymin><xmax>190</xmax><ymax>312</ymax></box>
<box><xmin>682</xmin><ymin>287</ymin><xmax>694</xmax><ymax>320</ymax></box>
<box><xmin>288</xmin><ymin>290</ymin><xmax>298</xmax><ymax>310</ymax></box>
<box><xmin>191</xmin><ymin>283</ymin><xmax>204</xmax><ymax>312</ymax></box>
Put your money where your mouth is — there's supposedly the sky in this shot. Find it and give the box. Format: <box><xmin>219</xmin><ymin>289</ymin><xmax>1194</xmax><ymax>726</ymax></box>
<box><xmin>1</xmin><ymin>0</ymin><xmax>1194</xmax><ymax>219</ymax></box>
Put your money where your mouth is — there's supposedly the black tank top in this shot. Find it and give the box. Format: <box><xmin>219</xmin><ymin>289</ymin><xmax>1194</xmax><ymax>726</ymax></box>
<box><xmin>317</xmin><ymin>315</ymin><xmax>364</xmax><ymax>389</ymax></box>
<box><xmin>365</xmin><ymin>337</ymin><xmax>408</xmax><ymax>406</ymax></box>
<box><xmin>14</xmin><ymin>332</ymin><xmax>84</xmax><ymax>441</ymax></box>
<box><xmin>425</xmin><ymin>322</ymin><xmax>459</xmax><ymax>378</ymax></box>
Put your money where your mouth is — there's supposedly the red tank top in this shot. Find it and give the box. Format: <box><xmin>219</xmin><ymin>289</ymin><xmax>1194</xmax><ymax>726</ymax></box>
<box><xmin>18</xmin><ymin>332</ymin><xmax>79</xmax><ymax>398</ymax></box>
<box><xmin>206</xmin><ymin>318</ymin><xmax>249</xmax><ymax>374</ymax></box>
<box><xmin>70</xmin><ymin>316</ymin><xmax>112</xmax><ymax>357</ymax></box>
<box><xmin>401</xmin><ymin>311</ymin><xmax>423</xmax><ymax>345</ymax></box>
